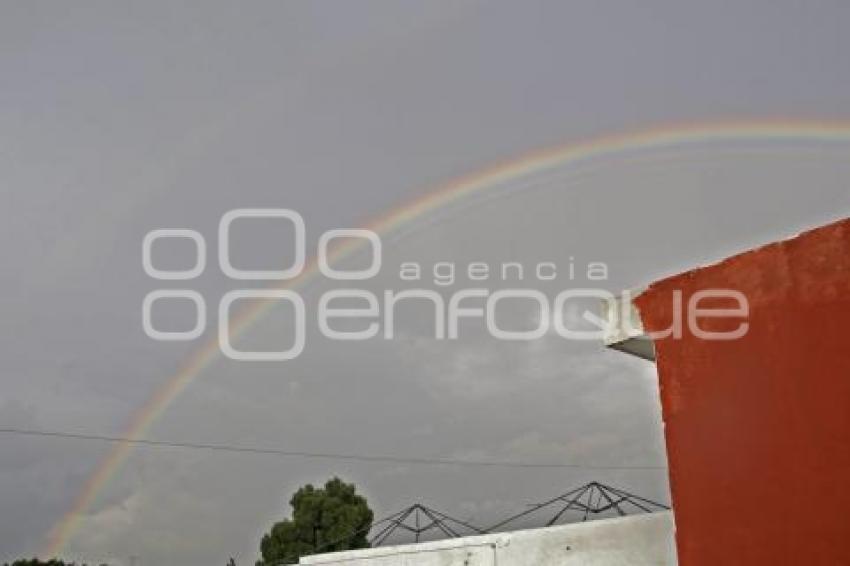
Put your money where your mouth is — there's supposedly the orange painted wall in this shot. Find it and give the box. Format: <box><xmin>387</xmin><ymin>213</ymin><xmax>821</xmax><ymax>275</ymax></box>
<box><xmin>635</xmin><ymin>217</ymin><xmax>850</xmax><ymax>565</ymax></box>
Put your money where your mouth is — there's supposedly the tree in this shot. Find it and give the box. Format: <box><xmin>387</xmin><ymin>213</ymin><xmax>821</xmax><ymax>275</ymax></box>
<box><xmin>258</xmin><ymin>477</ymin><xmax>373</xmax><ymax>565</ymax></box>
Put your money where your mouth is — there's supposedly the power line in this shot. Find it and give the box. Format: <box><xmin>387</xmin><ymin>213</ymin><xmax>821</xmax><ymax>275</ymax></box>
<box><xmin>0</xmin><ymin>427</ymin><xmax>665</xmax><ymax>471</ymax></box>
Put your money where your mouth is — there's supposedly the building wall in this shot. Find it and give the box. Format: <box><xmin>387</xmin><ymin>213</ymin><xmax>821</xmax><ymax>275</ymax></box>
<box><xmin>635</xmin><ymin>217</ymin><xmax>850</xmax><ymax>565</ymax></box>
<box><xmin>301</xmin><ymin>512</ymin><xmax>676</xmax><ymax>566</ymax></box>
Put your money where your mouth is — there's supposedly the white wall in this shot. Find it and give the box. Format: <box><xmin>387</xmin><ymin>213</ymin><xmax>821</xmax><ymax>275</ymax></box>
<box><xmin>301</xmin><ymin>512</ymin><xmax>676</xmax><ymax>566</ymax></box>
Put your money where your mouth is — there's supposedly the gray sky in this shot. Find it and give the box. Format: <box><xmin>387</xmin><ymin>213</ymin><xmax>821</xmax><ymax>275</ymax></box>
<box><xmin>1</xmin><ymin>1</ymin><xmax>849</xmax><ymax>565</ymax></box>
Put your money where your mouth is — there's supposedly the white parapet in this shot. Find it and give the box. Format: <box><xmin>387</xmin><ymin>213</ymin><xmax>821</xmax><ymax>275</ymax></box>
<box><xmin>601</xmin><ymin>292</ymin><xmax>655</xmax><ymax>361</ymax></box>
<box><xmin>300</xmin><ymin>511</ymin><xmax>676</xmax><ymax>566</ymax></box>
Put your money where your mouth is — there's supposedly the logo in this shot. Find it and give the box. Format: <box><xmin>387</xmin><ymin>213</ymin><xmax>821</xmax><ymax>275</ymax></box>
<box><xmin>143</xmin><ymin>209</ymin><xmax>749</xmax><ymax>361</ymax></box>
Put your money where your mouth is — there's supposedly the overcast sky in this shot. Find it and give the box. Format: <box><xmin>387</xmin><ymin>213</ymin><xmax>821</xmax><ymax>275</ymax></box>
<box><xmin>1</xmin><ymin>2</ymin><xmax>849</xmax><ymax>565</ymax></box>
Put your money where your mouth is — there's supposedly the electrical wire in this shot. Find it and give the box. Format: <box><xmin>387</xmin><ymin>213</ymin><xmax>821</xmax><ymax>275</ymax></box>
<box><xmin>0</xmin><ymin>427</ymin><xmax>665</xmax><ymax>470</ymax></box>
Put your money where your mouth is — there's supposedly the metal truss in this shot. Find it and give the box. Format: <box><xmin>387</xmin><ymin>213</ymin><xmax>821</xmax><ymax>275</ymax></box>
<box><xmin>486</xmin><ymin>481</ymin><xmax>670</xmax><ymax>532</ymax></box>
<box><xmin>369</xmin><ymin>503</ymin><xmax>487</xmax><ymax>546</ymax></box>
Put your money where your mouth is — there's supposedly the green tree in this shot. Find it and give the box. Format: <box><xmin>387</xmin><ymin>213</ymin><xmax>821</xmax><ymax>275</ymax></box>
<box><xmin>258</xmin><ymin>477</ymin><xmax>373</xmax><ymax>565</ymax></box>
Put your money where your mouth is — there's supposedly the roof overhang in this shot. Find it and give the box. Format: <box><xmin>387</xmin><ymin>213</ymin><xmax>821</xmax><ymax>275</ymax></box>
<box><xmin>601</xmin><ymin>292</ymin><xmax>656</xmax><ymax>361</ymax></box>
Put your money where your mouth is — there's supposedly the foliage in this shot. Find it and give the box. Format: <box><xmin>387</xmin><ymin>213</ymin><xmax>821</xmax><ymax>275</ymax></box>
<box><xmin>258</xmin><ymin>477</ymin><xmax>373</xmax><ymax>565</ymax></box>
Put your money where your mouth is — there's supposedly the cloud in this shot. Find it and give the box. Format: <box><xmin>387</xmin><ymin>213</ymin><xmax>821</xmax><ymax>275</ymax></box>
<box><xmin>1</xmin><ymin>2</ymin><xmax>848</xmax><ymax>563</ymax></box>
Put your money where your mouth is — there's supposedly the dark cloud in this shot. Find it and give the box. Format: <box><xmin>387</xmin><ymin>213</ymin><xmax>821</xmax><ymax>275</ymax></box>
<box><xmin>1</xmin><ymin>2</ymin><xmax>849</xmax><ymax>564</ymax></box>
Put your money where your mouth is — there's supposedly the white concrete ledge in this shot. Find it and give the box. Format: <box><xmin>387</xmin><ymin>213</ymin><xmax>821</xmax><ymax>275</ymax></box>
<box><xmin>300</xmin><ymin>512</ymin><xmax>676</xmax><ymax>565</ymax></box>
<box><xmin>601</xmin><ymin>292</ymin><xmax>655</xmax><ymax>361</ymax></box>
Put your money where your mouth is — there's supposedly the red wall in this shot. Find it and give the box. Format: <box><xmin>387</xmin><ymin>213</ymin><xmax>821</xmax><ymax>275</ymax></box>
<box><xmin>635</xmin><ymin>217</ymin><xmax>850</xmax><ymax>566</ymax></box>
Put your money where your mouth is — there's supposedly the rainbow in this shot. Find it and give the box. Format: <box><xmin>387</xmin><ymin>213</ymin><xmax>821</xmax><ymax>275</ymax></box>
<box><xmin>44</xmin><ymin>119</ymin><xmax>850</xmax><ymax>556</ymax></box>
